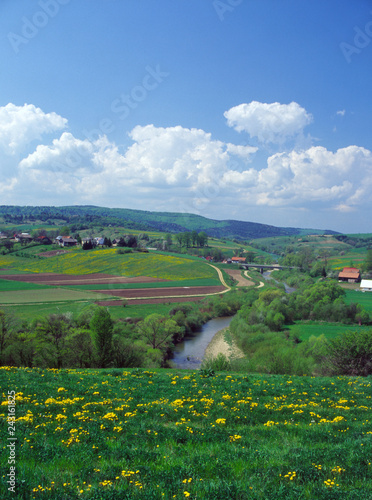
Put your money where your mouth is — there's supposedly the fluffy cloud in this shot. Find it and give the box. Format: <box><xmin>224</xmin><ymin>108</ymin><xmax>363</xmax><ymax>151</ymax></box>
<box><xmin>2</xmin><ymin>102</ymin><xmax>372</xmax><ymax>231</ymax></box>
<box><xmin>16</xmin><ymin>124</ymin><xmax>258</xmax><ymax>201</ymax></box>
<box><xmin>255</xmin><ymin>145</ymin><xmax>372</xmax><ymax>207</ymax></box>
<box><xmin>224</xmin><ymin>101</ymin><xmax>313</xmax><ymax>144</ymax></box>
<box><xmin>0</xmin><ymin>103</ymin><xmax>67</xmax><ymax>154</ymax></box>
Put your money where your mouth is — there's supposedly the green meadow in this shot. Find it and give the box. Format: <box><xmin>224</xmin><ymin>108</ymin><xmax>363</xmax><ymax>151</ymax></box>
<box><xmin>286</xmin><ymin>321</ymin><xmax>371</xmax><ymax>342</ymax></box>
<box><xmin>0</xmin><ymin>249</ymin><xmax>216</xmax><ymax>281</ymax></box>
<box><xmin>0</xmin><ymin>367</ymin><xmax>371</xmax><ymax>500</ymax></box>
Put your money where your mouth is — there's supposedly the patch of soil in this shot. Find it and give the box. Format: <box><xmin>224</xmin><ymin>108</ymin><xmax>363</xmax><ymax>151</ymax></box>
<box><xmin>0</xmin><ymin>273</ymin><xmax>168</xmax><ymax>285</ymax></box>
<box><xmin>95</xmin><ymin>296</ymin><xmax>204</xmax><ymax>306</ymax></box>
<box><xmin>224</xmin><ymin>269</ymin><xmax>254</xmax><ymax>287</ymax></box>
<box><xmin>38</xmin><ymin>250</ymin><xmax>69</xmax><ymax>258</ymax></box>
<box><xmin>94</xmin><ymin>286</ymin><xmax>225</xmax><ymax>298</ymax></box>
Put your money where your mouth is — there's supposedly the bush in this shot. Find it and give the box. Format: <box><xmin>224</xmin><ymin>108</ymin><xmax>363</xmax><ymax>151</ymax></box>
<box><xmin>201</xmin><ymin>353</ymin><xmax>231</xmax><ymax>372</ymax></box>
<box><xmin>326</xmin><ymin>329</ymin><xmax>372</xmax><ymax>376</ymax></box>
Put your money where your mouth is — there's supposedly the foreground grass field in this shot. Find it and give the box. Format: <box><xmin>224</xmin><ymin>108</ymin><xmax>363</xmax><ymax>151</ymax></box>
<box><xmin>1</xmin><ymin>367</ymin><xmax>371</xmax><ymax>499</ymax></box>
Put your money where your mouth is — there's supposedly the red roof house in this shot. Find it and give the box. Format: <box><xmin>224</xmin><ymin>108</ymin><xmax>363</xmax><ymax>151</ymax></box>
<box><xmin>338</xmin><ymin>267</ymin><xmax>360</xmax><ymax>283</ymax></box>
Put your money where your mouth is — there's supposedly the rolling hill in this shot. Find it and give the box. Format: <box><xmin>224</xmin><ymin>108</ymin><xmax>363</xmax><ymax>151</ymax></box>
<box><xmin>0</xmin><ymin>205</ymin><xmax>338</xmax><ymax>240</ymax></box>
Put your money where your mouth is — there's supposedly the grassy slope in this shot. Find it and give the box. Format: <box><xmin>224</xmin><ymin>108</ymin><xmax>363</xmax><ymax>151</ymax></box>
<box><xmin>287</xmin><ymin>322</ymin><xmax>371</xmax><ymax>342</ymax></box>
<box><xmin>0</xmin><ymin>249</ymin><xmax>217</xmax><ymax>280</ymax></box>
<box><xmin>0</xmin><ymin>367</ymin><xmax>370</xmax><ymax>500</ymax></box>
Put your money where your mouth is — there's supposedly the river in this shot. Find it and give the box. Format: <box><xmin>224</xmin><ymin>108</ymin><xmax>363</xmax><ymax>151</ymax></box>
<box><xmin>170</xmin><ymin>316</ymin><xmax>233</xmax><ymax>369</ymax></box>
<box><xmin>262</xmin><ymin>270</ymin><xmax>296</xmax><ymax>293</ymax></box>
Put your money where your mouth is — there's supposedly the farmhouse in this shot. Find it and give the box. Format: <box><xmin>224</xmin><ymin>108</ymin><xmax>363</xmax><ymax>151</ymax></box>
<box><xmin>338</xmin><ymin>267</ymin><xmax>361</xmax><ymax>283</ymax></box>
<box><xmin>56</xmin><ymin>236</ymin><xmax>78</xmax><ymax>247</ymax></box>
<box><xmin>14</xmin><ymin>232</ymin><xmax>33</xmax><ymax>243</ymax></box>
<box><xmin>36</xmin><ymin>235</ymin><xmax>52</xmax><ymax>245</ymax></box>
<box><xmin>360</xmin><ymin>279</ymin><xmax>372</xmax><ymax>292</ymax></box>
<box><xmin>231</xmin><ymin>257</ymin><xmax>246</xmax><ymax>264</ymax></box>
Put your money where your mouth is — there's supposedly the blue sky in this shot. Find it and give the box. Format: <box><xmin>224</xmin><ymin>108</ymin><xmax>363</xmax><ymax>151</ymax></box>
<box><xmin>1</xmin><ymin>0</ymin><xmax>372</xmax><ymax>233</ymax></box>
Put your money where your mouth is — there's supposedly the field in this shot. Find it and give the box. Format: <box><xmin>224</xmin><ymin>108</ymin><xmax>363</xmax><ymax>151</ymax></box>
<box><xmin>286</xmin><ymin>321</ymin><xmax>371</xmax><ymax>342</ymax></box>
<box><xmin>0</xmin><ymin>249</ymin><xmax>228</xmax><ymax>318</ymax></box>
<box><xmin>0</xmin><ymin>367</ymin><xmax>371</xmax><ymax>500</ymax></box>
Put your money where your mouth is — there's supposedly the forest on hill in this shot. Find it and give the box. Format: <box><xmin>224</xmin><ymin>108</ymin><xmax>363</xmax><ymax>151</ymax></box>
<box><xmin>0</xmin><ymin>205</ymin><xmax>337</xmax><ymax>240</ymax></box>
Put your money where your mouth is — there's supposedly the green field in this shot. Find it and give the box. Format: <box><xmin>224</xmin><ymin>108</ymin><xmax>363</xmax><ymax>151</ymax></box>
<box><xmin>65</xmin><ymin>278</ymin><xmax>220</xmax><ymax>291</ymax></box>
<box><xmin>0</xmin><ymin>249</ymin><xmax>217</xmax><ymax>281</ymax></box>
<box><xmin>344</xmin><ymin>289</ymin><xmax>372</xmax><ymax>314</ymax></box>
<box><xmin>0</xmin><ymin>280</ymin><xmax>53</xmax><ymax>292</ymax></box>
<box><xmin>0</xmin><ymin>367</ymin><xmax>371</xmax><ymax>499</ymax></box>
<box><xmin>286</xmin><ymin>321</ymin><xmax>371</xmax><ymax>342</ymax></box>
<box><xmin>0</xmin><ymin>288</ymin><xmax>117</xmax><ymax>305</ymax></box>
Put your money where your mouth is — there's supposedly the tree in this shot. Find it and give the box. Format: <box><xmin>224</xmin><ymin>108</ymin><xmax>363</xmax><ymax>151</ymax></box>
<box><xmin>165</xmin><ymin>233</ymin><xmax>173</xmax><ymax>247</ymax></box>
<box><xmin>364</xmin><ymin>249</ymin><xmax>372</xmax><ymax>272</ymax></box>
<box><xmin>191</xmin><ymin>230</ymin><xmax>198</xmax><ymax>247</ymax></box>
<box><xmin>326</xmin><ymin>329</ymin><xmax>372</xmax><ymax>376</ymax></box>
<box><xmin>183</xmin><ymin>232</ymin><xmax>191</xmax><ymax>248</ymax></box>
<box><xmin>90</xmin><ymin>307</ymin><xmax>114</xmax><ymax>368</ymax></box>
<box><xmin>136</xmin><ymin>314</ymin><xmax>180</xmax><ymax>350</ymax></box>
<box><xmin>0</xmin><ymin>310</ymin><xmax>19</xmax><ymax>364</ymax></box>
<box><xmin>197</xmin><ymin>232</ymin><xmax>208</xmax><ymax>247</ymax></box>
<box><xmin>175</xmin><ymin>233</ymin><xmax>184</xmax><ymax>247</ymax></box>
<box><xmin>65</xmin><ymin>329</ymin><xmax>95</xmax><ymax>368</ymax></box>
<box><xmin>33</xmin><ymin>314</ymin><xmax>71</xmax><ymax>369</ymax></box>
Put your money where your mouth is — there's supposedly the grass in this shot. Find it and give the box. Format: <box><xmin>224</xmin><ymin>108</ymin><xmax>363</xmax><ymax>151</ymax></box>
<box><xmin>0</xmin><ymin>289</ymin><xmax>117</xmax><ymax>305</ymax></box>
<box><xmin>0</xmin><ymin>367</ymin><xmax>371</xmax><ymax>499</ymax></box>
<box><xmin>3</xmin><ymin>300</ymin><xmax>192</xmax><ymax>322</ymax></box>
<box><xmin>344</xmin><ymin>289</ymin><xmax>372</xmax><ymax>314</ymax></box>
<box><xmin>64</xmin><ymin>278</ymin><xmax>220</xmax><ymax>291</ymax></box>
<box><xmin>0</xmin><ymin>281</ymin><xmax>53</xmax><ymax>292</ymax></box>
<box><xmin>286</xmin><ymin>321</ymin><xmax>371</xmax><ymax>342</ymax></box>
<box><xmin>0</xmin><ymin>249</ymin><xmax>217</xmax><ymax>281</ymax></box>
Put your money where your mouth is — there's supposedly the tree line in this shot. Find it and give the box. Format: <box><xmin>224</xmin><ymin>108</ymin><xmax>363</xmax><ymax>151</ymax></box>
<box><xmin>0</xmin><ymin>291</ymin><xmax>246</xmax><ymax>370</ymax></box>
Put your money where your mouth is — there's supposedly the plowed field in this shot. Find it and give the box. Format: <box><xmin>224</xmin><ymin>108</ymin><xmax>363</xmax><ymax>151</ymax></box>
<box><xmin>94</xmin><ymin>285</ymin><xmax>225</xmax><ymax>299</ymax></box>
<box><xmin>0</xmin><ymin>273</ymin><xmax>167</xmax><ymax>286</ymax></box>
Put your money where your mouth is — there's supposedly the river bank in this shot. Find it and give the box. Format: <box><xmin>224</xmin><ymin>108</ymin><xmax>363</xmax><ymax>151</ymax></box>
<box><xmin>203</xmin><ymin>326</ymin><xmax>244</xmax><ymax>360</ymax></box>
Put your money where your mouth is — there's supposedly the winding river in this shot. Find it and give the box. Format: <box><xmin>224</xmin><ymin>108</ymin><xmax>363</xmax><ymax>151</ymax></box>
<box><xmin>170</xmin><ymin>316</ymin><xmax>233</xmax><ymax>369</ymax></box>
<box><xmin>170</xmin><ymin>270</ymin><xmax>294</xmax><ymax>369</ymax></box>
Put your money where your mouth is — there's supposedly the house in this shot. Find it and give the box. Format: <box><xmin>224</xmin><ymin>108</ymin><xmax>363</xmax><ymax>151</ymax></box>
<box><xmin>338</xmin><ymin>267</ymin><xmax>361</xmax><ymax>283</ymax></box>
<box><xmin>14</xmin><ymin>232</ymin><xmax>33</xmax><ymax>243</ymax></box>
<box><xmin>36</xmin><ymin>235</ymin><xmax>52</xmax><ymax>245</ymax></box>
<box><xmin>231</xmin><ymin>257</ymin><xmax>246</xmax><ymax>264</ymax></box>
<box><xmin>57</xmin><ymin>236</ymin><xmax>78</xmax><ymax>247</ymax></box>
<box><xmin>94</xmin><ymin>237</ymin><xmax>105</xmax><ymax>246</ymax></box>
<box><xmin>360</xmin><ymin>279</ymin><xmax>372</xmax><ymax>292</ymax></box>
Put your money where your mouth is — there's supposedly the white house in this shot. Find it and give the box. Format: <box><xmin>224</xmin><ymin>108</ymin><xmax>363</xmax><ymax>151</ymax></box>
<box><xmin>360</xmin><ymin>279</ymin><xmax>372</xmax><ymax>292</ymax></box>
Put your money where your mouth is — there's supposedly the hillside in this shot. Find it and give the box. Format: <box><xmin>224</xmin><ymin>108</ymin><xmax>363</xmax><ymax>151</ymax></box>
<box><xmin>0</xmin><ymin>205</ymin><xmax>338</xmax><ymax>240</ymax></box>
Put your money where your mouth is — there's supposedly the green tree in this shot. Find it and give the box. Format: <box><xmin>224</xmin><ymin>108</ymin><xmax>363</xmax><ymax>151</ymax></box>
<box><xmin>198</xmin><ymin>232</ymin><xmax>208</xmax><ymax>247</ymax></box>
<box><xmin>33</xmin><ymin>314</ymin><xmax>71</xmax><ymax>369</ymax></box>
<box><xmin>327</xmin><ymin>329</ymin><xmax>372</xmax><ymax>376</ymax></box>
<box><xmin>165</xmin><ymin>233</ymin><xmax>173</xmax><ymax>247</ymax></box>
<box><xmin>137</xmin><ymin>314</ymin><xmax>180</xmax><ymax>350</ymax></box>
<box><xmin>0</xmin><ymin>310</ymin><xmax>20</xmax><ymax>365</ymax></box>
<box><xmin>90</xmin><ymin>307</ymin><xmax>114</xmax><ymax>368</ymax></box>
<box><xmin>191</xmin><ymin>230</ymin><xmax>198</xmax><ymax>247</ymax></box>
<box><xmin>364</xmin><ymin>249</ymin><xmax>372</xmax><ymax>272</ymax></box>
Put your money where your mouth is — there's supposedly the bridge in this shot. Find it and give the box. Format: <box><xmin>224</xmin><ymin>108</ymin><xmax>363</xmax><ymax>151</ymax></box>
<box><xmin>240</xmin><ymin>264</ymin><xmax>298</xmax><ymax>274</ymax></box>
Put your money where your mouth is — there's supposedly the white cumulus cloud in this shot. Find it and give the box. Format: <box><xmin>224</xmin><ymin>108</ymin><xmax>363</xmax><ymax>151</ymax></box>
<box><xmin>224</xmin><ymin>101</ymin><xmax>313</xmax><ymax>144</ymax></box>
<box><xmin>0</xmin><ymin>103</ymin><xmax>67</xmax><ymax>154</ymax></box>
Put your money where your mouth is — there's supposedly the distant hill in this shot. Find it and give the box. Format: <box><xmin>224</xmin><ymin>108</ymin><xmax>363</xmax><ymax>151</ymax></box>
<box><xmin>0</xmin><ymin>205</ymin><xmax>338</xmax><ymax>240</ymax></box>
